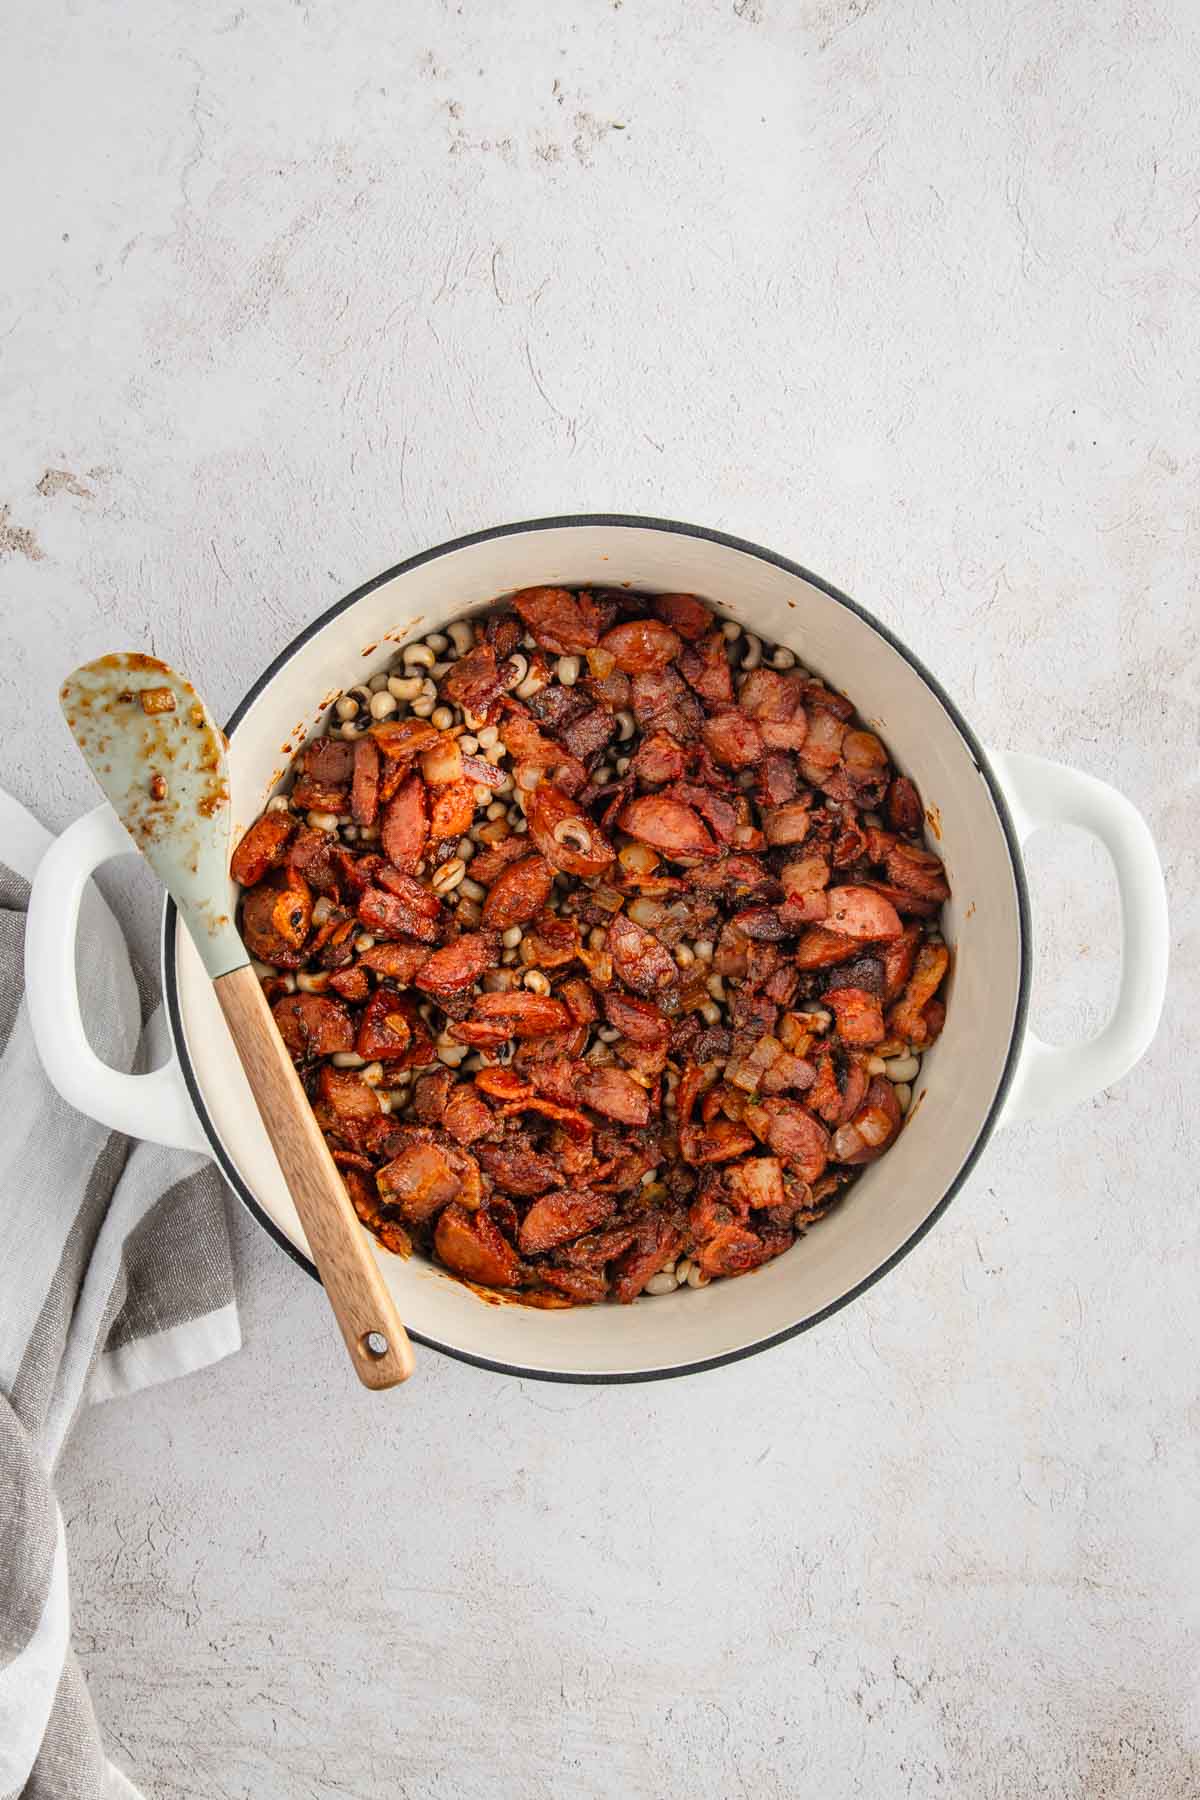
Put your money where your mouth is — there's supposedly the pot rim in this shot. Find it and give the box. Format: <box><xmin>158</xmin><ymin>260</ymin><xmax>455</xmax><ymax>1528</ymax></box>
<box><xmin>162</xmin><ymin>512</ymin><xmax>1032</xmax><ymax>1384</ymax></box>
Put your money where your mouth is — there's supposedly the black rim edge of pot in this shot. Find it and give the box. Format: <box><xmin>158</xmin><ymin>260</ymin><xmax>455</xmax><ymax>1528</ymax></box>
<box><xmin>163</xmin><ymin>513</ymin><xmax>1033</xmax><ymax>1386</ymax></box>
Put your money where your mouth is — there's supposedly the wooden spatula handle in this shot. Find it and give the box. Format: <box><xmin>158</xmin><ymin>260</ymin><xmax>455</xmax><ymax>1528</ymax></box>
<box><xmin>213</xmin><ymin>963</ymin><xmax>415</xmax><ymax>1389</ymax></box>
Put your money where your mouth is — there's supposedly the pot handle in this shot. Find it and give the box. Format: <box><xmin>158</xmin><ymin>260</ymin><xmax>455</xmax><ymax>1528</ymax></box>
<box><xmin>25</xmin><ymin>803</ymin><xmax>210</xmax><ymax>1155</ymax></box>
<box><xmin>988</xmin><ymin>750</ymin><xmax>1168</xmax><ymax>1126</ymax></box>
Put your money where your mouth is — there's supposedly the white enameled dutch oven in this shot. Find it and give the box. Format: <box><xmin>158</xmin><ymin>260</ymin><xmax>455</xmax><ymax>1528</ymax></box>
<box><xmin>27</xmin><ymin>518</ymin><xmax>1169</xmax><ymax>1383</ymax></box>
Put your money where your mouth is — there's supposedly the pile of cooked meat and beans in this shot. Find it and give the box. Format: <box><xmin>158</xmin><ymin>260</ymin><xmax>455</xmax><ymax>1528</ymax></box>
<box><xmin>232</xmin><ymin>588</ymin><xmax>951</xmax><ymax>1306</ymax></box>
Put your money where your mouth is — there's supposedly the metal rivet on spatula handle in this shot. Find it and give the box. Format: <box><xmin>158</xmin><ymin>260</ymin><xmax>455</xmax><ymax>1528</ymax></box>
<box><xmin>362</xmin><ymin>1331</ymin><xmax>390</xmax><ymax>1359</ymax></box>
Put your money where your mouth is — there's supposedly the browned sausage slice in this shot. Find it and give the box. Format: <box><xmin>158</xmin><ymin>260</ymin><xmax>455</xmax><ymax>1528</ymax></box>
<box><xmin>434</xmin><ymin>1203</ymin><xmax>523</xmax><ymax>1285</ymax></box>
<box><xmin>517</xmin><ymin>1190</ymin><xmax>614</xmax><ymax>1255</ymax></box>
<box><xmin>480</xmin><ymin>853</ymin><xmax>554</xmax><ymax>928</ymax></box>
<box><xmin>351</xmin><ymin>736</ymin><xmax>380</xmax><ymax>827</ymax></box>
<box><xmin>381</xmin><ymin>770</ymin><xmax>428</xmax><ymax>873</ymax></box>
<box><xmin>414</xmin><ymin>931</ymin><xmax>502</xmax><ymax>997</ymax></box>
<box><xmin>231</xmin><ymin>811</ymin><xmax>297</xmax><ymax>886</ymax></box>
<box><xmin>271</xmin><ymin>992</ymin><xmax>354</xmax><ymax>1060</ymax></box>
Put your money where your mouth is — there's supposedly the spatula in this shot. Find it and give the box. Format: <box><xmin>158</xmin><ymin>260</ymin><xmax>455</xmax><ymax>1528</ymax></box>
<box><xmin>60</xmin><ymin>653</ymin><xmax>415</xmax><ymax>1390</ymax></box>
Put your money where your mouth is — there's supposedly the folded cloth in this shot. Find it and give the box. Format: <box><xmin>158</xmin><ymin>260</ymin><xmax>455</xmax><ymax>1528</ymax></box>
<box><xmin>0</xmin><ymin>791</ymin><xmax>240</xmax><ymax>1800</ymax></box>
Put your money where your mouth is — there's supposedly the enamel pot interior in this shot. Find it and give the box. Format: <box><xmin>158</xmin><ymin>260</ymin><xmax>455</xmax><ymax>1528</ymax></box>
<box><xmin>165</xmin><ymin>518</ymin><xmax>1028</xmax><ymax>1381</ymax></box>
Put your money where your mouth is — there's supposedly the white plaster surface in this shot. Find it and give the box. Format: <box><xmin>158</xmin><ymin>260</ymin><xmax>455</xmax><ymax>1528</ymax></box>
<box><xmin>3</xmin><ymin>0</ymin><xmax>1198</xmax><ymax>1793</ymax></box>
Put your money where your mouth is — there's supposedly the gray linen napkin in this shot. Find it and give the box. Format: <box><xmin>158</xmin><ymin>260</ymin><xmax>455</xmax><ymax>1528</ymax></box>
<box><xmin>0</xmin><ymin>791</ymin><xmax>240</xmax><ymax>1799</ymax></box>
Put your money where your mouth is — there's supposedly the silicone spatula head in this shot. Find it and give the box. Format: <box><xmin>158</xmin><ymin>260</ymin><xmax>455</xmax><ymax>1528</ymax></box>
<box><xmin>60</xmin><ymin>654</ymin><xmax>246</xmax><ymax>979</ymax></box>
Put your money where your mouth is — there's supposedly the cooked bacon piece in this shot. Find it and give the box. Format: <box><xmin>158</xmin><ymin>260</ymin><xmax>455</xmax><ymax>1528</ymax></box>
<box><xmin>762</xmin><ymin>802</ymin><xmax>812</xmax><ymax>847</ymax></box>
<box><xmin>538</xmin><ymin>1266</ymin><xmax>609</xmax><ymax>1304</ymax></box>
<box><xmin>528</xmin><ymin>681</ymin><xmax>590</xmax><ymax>732</ymax></box>
<box><xmin>600</xmin><ymin>619</ymin><xmax>682</xmax><ymax>673</ymax></box>
<box><xmin>559</xmin><ymin>976</ymin><xmax>599</xmax><ymax>1024</ymax></box>
<box><xmin>328</xmin><ymin>964</ymin><xmax>371</xmax><ymax>1003</ymax></box>
<box><xmin>886</xmin><ymin>775</ymin><xmax>923</xmax><ymax>834</ymax></box>
<box><xmin>690</xmin><ymin>854</ymin><xmax>777</xmax><ymax>900</ymax></box>
<box><xmin>461</xmin><ymin>754</ymin><xmax>506</xmax><ymax>794</ymax></box>
<box><xmin>726</xmin><ymin>906</ymin><xmax>785</xmax><ymax>943</ymax></box>
<box><xmin>682</xmin><ymin>1116</ymin><xmax>757</xmax><ymax>1164</ymax></box>
<box><xmin>518</xmin><ymin>1190</ymin><xmax>614</xmax><ymax>1255</ymax></box>
<box><xmin>884</xmin><ymin>840</ymin><xmax>950</xmax><ymax>902</ymax></box>
<box><xmin>290</xmin><ymin>773</ymin><xmax>349</xmax><ymax>813</ymax></box>
<box><xmin>359</xmin><ymin>939</ymin><xmax>433</xmax><ymax>983</ymax></box>
<box><xmin>665</xmin><ymin>782</ymin><xmax>737</xmax><ymax>846</ymax></box>
<box><xmin>888</xmin><ymin>942</ymin><xmax>950</xmax><ymax>1045</ymax></box>
<box><xmin>755</xmin><ymin>751</ymin><xmax>800</xmax><ymax>806</ymax></box>
<box><xmin>799</xmin><ymin>680</ymin><xmax>853</xmax><ymax>720</ymax></box>
<box><xmin>778</xmin><ymin>853</ymin><xmax>830</xmax><ymax>926</ymax></box>
<box><xmin>510</xmin><ymin>586</ymin><xmax>603</xmax><ymax>654</ymax></box>
<box><xmin>242</xmin><ymin>870</ymin><xmax>312</xmax><ymax>964</ymax></box>
<box><xmin>464</xmin><ymin>991</ymin><xmax>573</xmax><ymax>1039</ymax></box>
<box><xmin>823</xmin><ymin>884</ymin><xmax>903</xmax><ymax>942</ymax></box>
<box><xmin>470</xmin><ymin>835</ymin><xmax>533</xmax><ymax>884</ymax></box>
<box><xmin>414</xmin><ymin>931</ymin><xmax>502</xmax><ymax>997</ymax></box>
<box><xmin>806</xmin><ymin>1044</ymin><xmax>870</xmax><ymax>1126</ymax></box>
<box><xmin>630</xmin><ymin>665</ymin><xmax>703</xmax><ymax>741</ymax></box>
<box><xmin>701</xmin><ymin>709</ymin><xmax>763</xmax><ymax>770</ymax></box>
<box><xmin>726</xmin><ymin>1156</ymin><xmax>785</xmax><ymax>1213</ymax></box>
<box><xmin>480</xmin><ymin>853</ymin><xmax>554</xmax><ymax>928</ymax></box>
<box><xmin>558</xmin><ymin>706</ymin><xmax>616</xmax><ymax>763</ymax></box>
<box><xmin>576</xmin><ymin>1064</ymin><xmax>652</xmax><ymax>1126</ymax></box>
<box><xmin>630</xmin><ymin>730</ymin><xmax>687</xmax><ymax>786</ymax></box>
<box><xmin>231</xmin><ymin>811</ymin><xmax>296</xmax><ymax>886</ymax></box>
<box><xmin>434</xmin><ymin>1203</ymin><xmax>522</xmax><ymax>1285</ymax></box>
<box><xmin>357</xmin><ymin>878</ymin><xmax>443</xmax><ymax>944</ymax></box>
<box><xmin>677</xmin><ymin>630</ymin><xmax>733</xmax><ymax>708</ymax></box>
<box><xmin>824</xmin><ymin>985</ymin><xmax>885</xmax><ymax>1047</ymax></box>
<box><xmin>378</xmin><ymin>1132</ymin><xmax>482</xmax><ymax>1221</ymax></box>
<box><xmin>694</xmin><ymin>1224</ymin><xmax>768</xmax><ymax>1277</ymax></box>
<box><xmin>601</xmin><ymin>990</ymin><xmax>669</xmax><ymax>1046</ymax></box>
<box><xmin>369</xmin><ymin>718</ymin><xmax>441</xmax><ymax>761</ymax></box>
<box><xmin>618</xmin><ymin>795</ymin><xmax>717</xmax><ymax>860</ymax></box>
<box><xmin>520</xmin><ymin>909</ymin><xmax>582</xmax><ymax>971</ymax></box>
<box><xmin>355</xmin><ymin>988</ymin><xmax>414</xmax><ymax>1060</ymax></box>
<box><xmin>824</xmin><ymin>955</ymin><xmax>885</xmax><ymax>998</ymax></box>
<box><xmin>746</xmin><ymin>1098</ymin><xmax>829</xmax><ymax>1183</ymax></box>
<box><xmin>483</xmin><ymin>610</ymin><xmax>522</xmax><ymax>657</ymax></box>
<box><xmin>428</xmin><ymin>779</ymin><xmax>476</xmax><ymax>842</ymax></box>
<box><xmin>832</xmin><ymin>1076</ymin><xmax>903</xmax><ymax>1165</ymax></box>
<box><xmin>651</xmin><ymin>592</ymin><xmax>712</xmax><ymax>639</ymax></box>
<box><xmin>287</xmin><ymin>827</ymin><xmax>340</xmax><ymax>894</ymax></box>
<box><xmin>607</xmin><ymin>911</ymin><xmax>678</xmax><ymax>996</ymax></box>
<box><xmin>611</xmin><ymin>1213</ymin><xmax>685</xmax><ymax>1302</ymax></box>
<box><xmin>318</xmin><ymin>1064</ymin><xmax>380</xmax><ymax>1122</ymax></box>
<box><xmin>440</xmin><ymin>643</ymin><xmax>511</xmax><ymax>718</ymax></box>
<box><xmin>798</xmin><ymin>706</ymin><xmax>847</xmax><ymax>779</ymax></box>
<box><xmin>880</xmin><ymin>922</ymin><xmax>922</xmax><ymax>1003</ymax></box>
<box><xmin>477</xmin><ymin>1138</ymin><xmax>564</xmax><ymax>1196</ymax></box>
<box><xmin>922</xmin><ymin>999</ymin><xmax>946</xmax><ymax>1043</ymax></box>
<box><xmin>737</xmin><ymin>668</ymin><xmax>799</xmax><ymax>720</ymax></box>
<box><xmin>854</xmin><ymin>878</ymin><xmax>940</xmax><ymax>919</ymax></box>
<box><xmin>524</xmin><ymin>1056</ymin><xmax>580</xmax><ymax>1108</ymax></box>
<box><xmin>271</xmin><ymin>992</ymin><xmax>354</xmax><ymax>1059</ymax></box>
<box><xmin>446</xmin><ymin>1018</ymin><xmax>511</xmax><ymax>1050</ymax></box>
<box><xmin>526</xmin><ymin>781</ymin><xmax>615</xmax><ymax>877</ymax></box>
<box><xmin>442</xmin><ymin>1083</ymin><xmax>496</xmax><ymax>1147</ymax></box>
<box><xmin>412</xmin><ymin>1067</ymin><xmax>454</xmax><ymax>1123</ymax></box>
<box><xmin>760</xmin><ymin>718</ymin><xmax>809</xmax><ymax>751</ymax></box>
<box><xmin>792</xmin><ymin>926</ymin><xmax>865</xmax><ymax>969</ymax></box>
<box><xmin>381</xmin><ymin>771</ymin><xmax>428</xmax><ymax>873</ymax></box>
<box><xmin>499</xmin><ymin>711</ymin><xmax>588</xmax><ymax>791</ymax></box>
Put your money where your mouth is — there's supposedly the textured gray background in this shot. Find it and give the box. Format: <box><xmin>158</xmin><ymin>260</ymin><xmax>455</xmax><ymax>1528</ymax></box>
<box><xmin>3</xmin><ymin>1</ymin><xmax>1198</xmax><ymax>1795</ymax></box>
